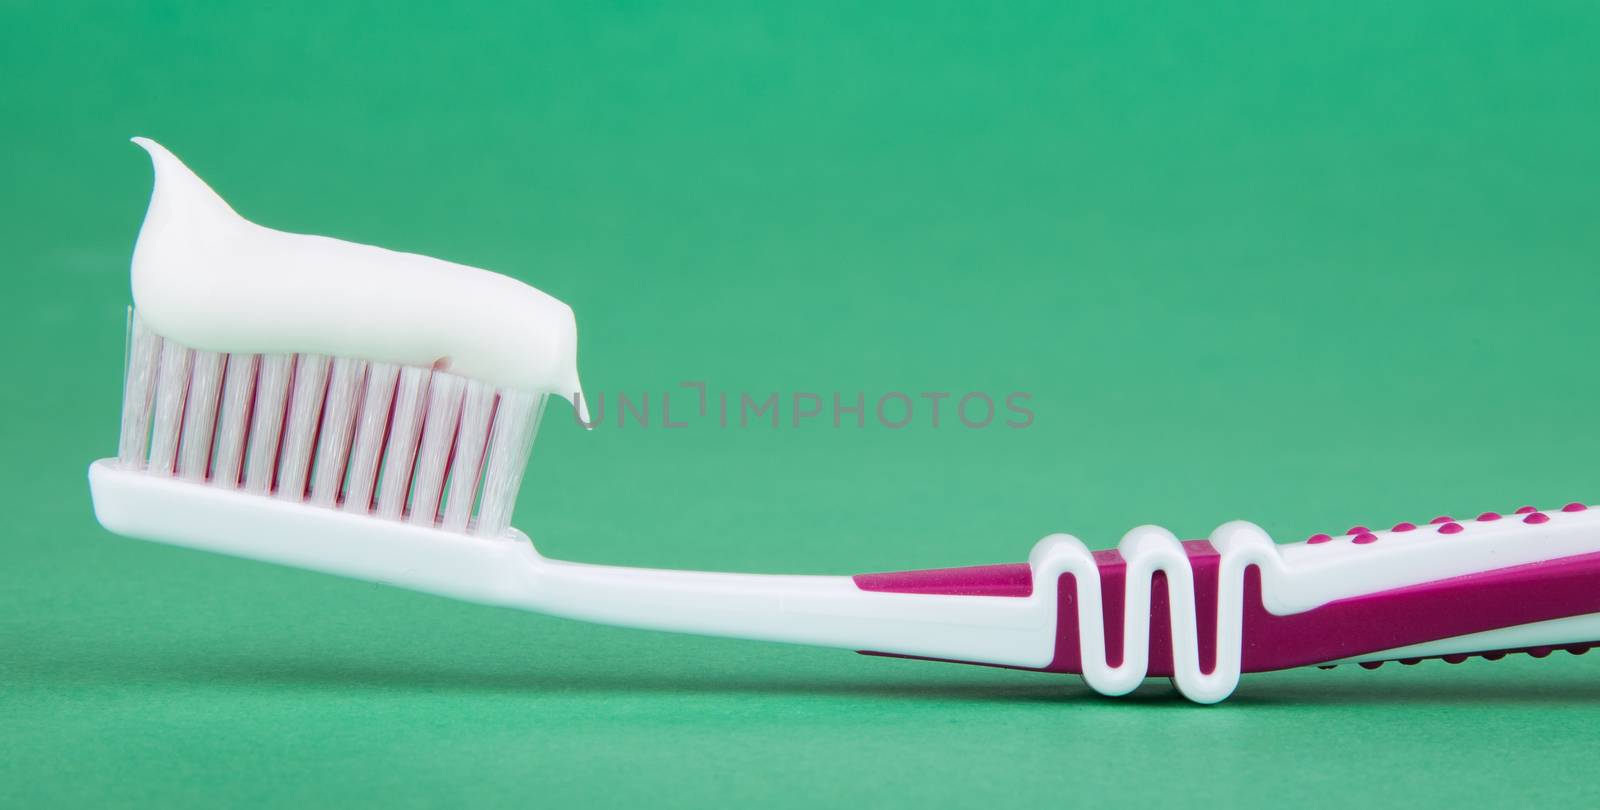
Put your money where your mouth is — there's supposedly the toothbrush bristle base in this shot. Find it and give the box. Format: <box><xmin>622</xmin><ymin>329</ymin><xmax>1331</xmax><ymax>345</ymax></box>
<box><xmin>88</xmin><ymin>459</ymin><xmax>541</xmax><ymax>602</ymax></box>
<box><xmin>116</xmin><ymin>311</ymin><xmax>547</xmax><ymax>537</ymax></box>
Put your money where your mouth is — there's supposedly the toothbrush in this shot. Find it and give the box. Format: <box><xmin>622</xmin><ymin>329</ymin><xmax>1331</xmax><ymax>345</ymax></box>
<box><xmin>89</xmin><ymin>140</ymin><xmax>1600</xmax><ymax>704</ymax></box>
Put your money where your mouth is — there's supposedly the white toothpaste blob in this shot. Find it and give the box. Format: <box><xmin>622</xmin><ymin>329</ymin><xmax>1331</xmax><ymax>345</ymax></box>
<box><xmin>128</xmin><ymin>137</ymin><xmax>588</xmax><ymax>419</ymax></box>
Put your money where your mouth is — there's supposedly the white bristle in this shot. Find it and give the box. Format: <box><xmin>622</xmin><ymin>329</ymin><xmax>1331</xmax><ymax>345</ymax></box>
<box><xmin>310</xmin><ymin>358</ymin><xmax>366</xmax><ymax>507</ymax></box>
<box><xmin>441</xmin><ymin>380</ymin><xmax>496</xmax><ymax>533</ymax></box>
<box><xmin>243</xmin><ymin>355</ymin><xmax>292</xmax><ymax>494</ymax></box>
<box><xmin>408</xmin><ymin>373</ymin><xmax>466</xmax><ymax>526</ymax></box>
<box><xmin>275</xmin><ymin>354</ymin><xmax>331</xmax><ymax>501</ymax></box>
<box><xmin>148</xmin><ymin>341</ymin><xmax>194</xmax><ymax>475</ymax></box>
<box><xmin>176</xmin><ymin>350</ymin><xmax>224</xmax><ymax>481</ymax></box>
<box><xmin>118</xmin><ymin>316</ymin><xmax>162</xmax><ymax>468</ymax></box>
<box><xmin>375</xmin><ymin>366</ymin><xmax>432</xmax><ymax>520</ymax></box>
<box><xmin>343</xmin><ymin>362</ymin><xmax>400</xmax><ymax>514</ymax></box>
<box><xmin>475</xmin><ymin>391</ymin><xmax>545</xmax><ymax>537</ymax></box>
<box><xmin>115</xmin><ymin>311</ymin><xmax>549</xmax><ymax>536</ymax></box>
<box><xmin>211</xmin><ymin>353</ymin><xmax>258</xmax><ymax>489</ymax></box>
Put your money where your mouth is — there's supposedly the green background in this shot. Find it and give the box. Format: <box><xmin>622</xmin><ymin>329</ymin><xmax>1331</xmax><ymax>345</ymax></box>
<box><xmin>4</xmin><ymin>2</ymin><xmax>1599</xmax><ymax>806</ymax></box>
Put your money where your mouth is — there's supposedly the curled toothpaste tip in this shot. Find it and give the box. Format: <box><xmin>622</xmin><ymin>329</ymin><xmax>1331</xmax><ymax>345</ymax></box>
<box><xmin>573</xmin><ymin>391</ymin><xmax>593</xmax><ymax>428</ymax></box>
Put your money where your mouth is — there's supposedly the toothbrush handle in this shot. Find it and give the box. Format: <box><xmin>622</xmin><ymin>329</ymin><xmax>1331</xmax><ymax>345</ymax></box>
<box><xmin>89</xmin><ymin>462</ymin><xmax>1600</xmax><ymax>702</ymax></box>
<box><xmin>514</xmin><ymin>505</ymin><xmax>1600</xmax><ymax>704</ymax></box>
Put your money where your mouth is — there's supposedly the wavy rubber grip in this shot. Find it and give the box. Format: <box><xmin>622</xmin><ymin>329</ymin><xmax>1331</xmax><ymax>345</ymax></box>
<box><xmin>857</xmin><ymin>505</ymin><xmax>1600</xmax><ymax>700</ymax></box>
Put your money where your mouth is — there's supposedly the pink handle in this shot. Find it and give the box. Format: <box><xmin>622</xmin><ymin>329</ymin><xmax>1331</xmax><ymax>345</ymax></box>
<box><xmin>855</xmin><ymin>538</ymin><xmax>1600</xmax><ymax>674</ymax></box>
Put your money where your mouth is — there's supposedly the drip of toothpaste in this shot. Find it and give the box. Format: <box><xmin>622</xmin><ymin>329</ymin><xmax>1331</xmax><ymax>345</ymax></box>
<box><xmin>128</xmin><ymin>137</ymin><xmax>588</xmax><ymax>421</ymax></box>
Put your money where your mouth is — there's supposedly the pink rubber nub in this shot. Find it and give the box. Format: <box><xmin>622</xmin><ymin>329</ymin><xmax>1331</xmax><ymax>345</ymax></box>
<box><xmin>1477</xmin><ymin>512</ymin><xmax>1502</xmax><ymax>522</ymax></box>
<box><xmin>1438</xmin><ymin>522</ymin><xmax>1464</xmax><ymax>535</ymax></box>
<box><xmin>1563</xmin><ymin>502</ymin><xmax>1588</xmax><ymax>513</ymax></box>
<box><xmin>1353</xmin><ymin>532</ymin><xmax>1379</xmax><ymax>545</ymax></box>
<box><xmin>853</xmin><ymin>564</ymin><xmax>1032</xmax><ymax>597</ymax></box>
<box><xmin>1516</xmin><ymin>506</ymin><xmax>1538</xmax><ymax>514</ymax></box>
<box><xmin>1429</xmin><ymin>515</ymin><xmax>1453</xmax><ymax>525</ymax></box>
<box><xmin>1392</xmin><ymin>522</ymin><xmax>1417</xmax><ymax>532</ymax></box>
<box><xmin>1525</xmin><ymin>512</ymin><xmax>1550</xmax><ymax>525</ymax></box>
<box><xmin>1307</xmin><ymin>533</ymin><xmax>1333</xmax><ymax>545</ymax></box>
<box><xmin>1347</xmin><ymin>525</ymin><xmax>1369</xmax><ymax>535</ymax></box>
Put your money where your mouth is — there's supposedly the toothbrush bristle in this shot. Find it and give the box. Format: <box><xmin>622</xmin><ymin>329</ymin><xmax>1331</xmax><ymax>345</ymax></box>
<box><xmin>116</xmin><ymin>311</ymin><xmax>544</xmax><ymax>537</ymax></box>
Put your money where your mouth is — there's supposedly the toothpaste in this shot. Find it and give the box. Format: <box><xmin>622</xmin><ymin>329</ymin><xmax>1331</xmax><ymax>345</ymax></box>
<box><xmin>128</xmin><ymin>137</ymin><xmax>587</xmax><ymax>417</ymax></box>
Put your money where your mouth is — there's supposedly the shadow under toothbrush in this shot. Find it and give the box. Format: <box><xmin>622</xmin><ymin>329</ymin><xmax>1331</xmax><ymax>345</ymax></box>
<box><xmin>13</xmin><ymin>645</ymin><xmax>1600</xmax><ymax>707</ymax></box>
